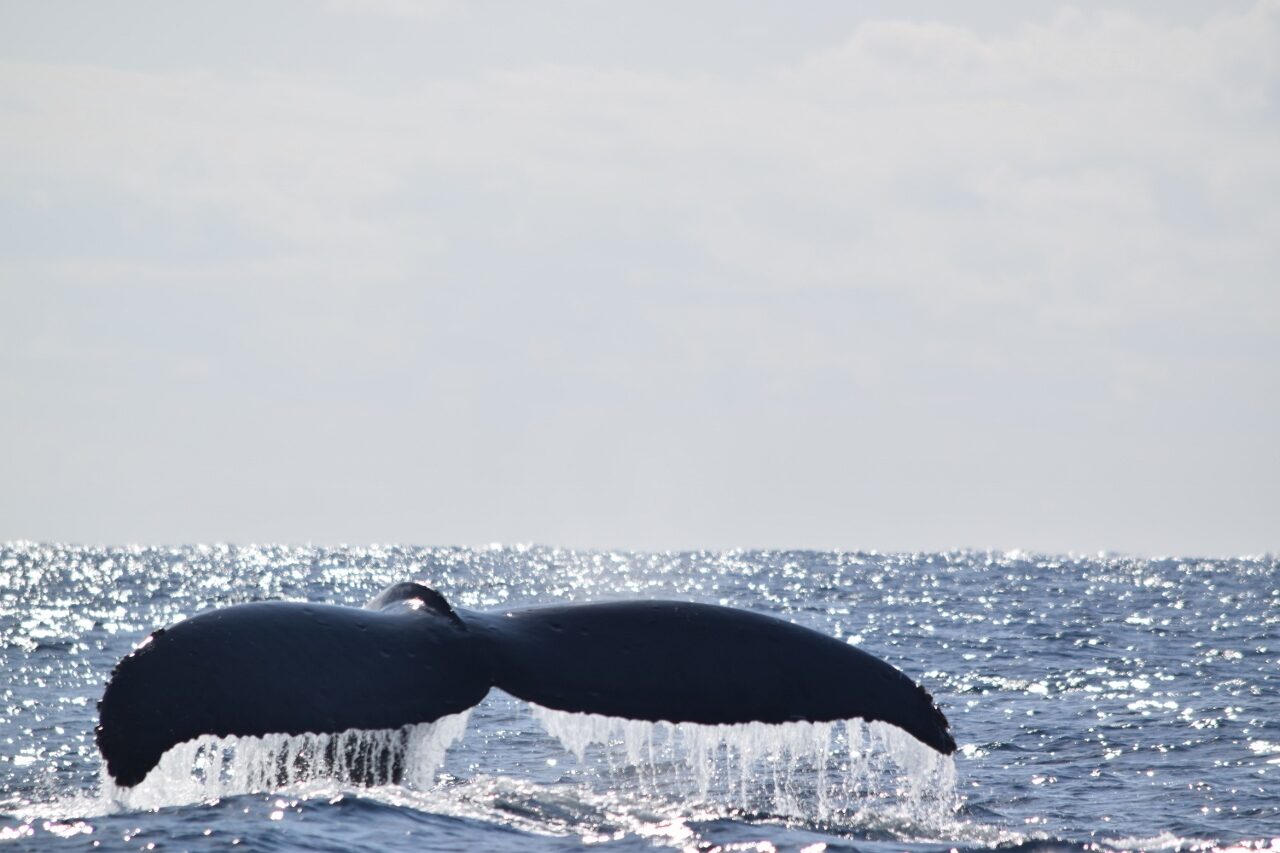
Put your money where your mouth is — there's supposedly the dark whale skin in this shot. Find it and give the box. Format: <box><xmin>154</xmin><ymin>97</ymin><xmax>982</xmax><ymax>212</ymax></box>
<box><xmin>467</xmin><ymin>600</ymin><xmax>953</xmax><ymax>753</ymax></box>
<box><xmin>98</xmin><ymin>583</ymin><xmax>954</xmax><ymax>787</ymax></box>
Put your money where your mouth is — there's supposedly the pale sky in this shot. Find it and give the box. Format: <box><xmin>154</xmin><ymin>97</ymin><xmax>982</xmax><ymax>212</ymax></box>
<box><xmin>2</xmin><ymin>1</ymin><xmax>1277</xmax><ymax>556</ymax></box>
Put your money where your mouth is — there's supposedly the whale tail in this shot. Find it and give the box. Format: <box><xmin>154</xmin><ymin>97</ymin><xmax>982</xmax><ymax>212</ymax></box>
<box><xmin>97</xmin><ymin>583</ymin><xmax>954</xmax><ymax>787</ymax></box>
<box><xmin>471</xmin><ymin>600</ymin><xmax>955</xmax><ymax>756</ymax></box>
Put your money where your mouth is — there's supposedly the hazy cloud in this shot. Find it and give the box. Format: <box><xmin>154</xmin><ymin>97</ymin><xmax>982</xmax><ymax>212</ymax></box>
<box><xmin>2</xmin><ymin>2</ymin><xmax>1276</xmax><ymax>553</ymax></box>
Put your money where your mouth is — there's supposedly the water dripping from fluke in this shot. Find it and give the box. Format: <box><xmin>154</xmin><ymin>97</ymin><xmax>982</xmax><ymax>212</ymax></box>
<box><xmin>529</xmin><ymin>705</ymin><xmax>960</xmax><ymax>829</ymax></box>
<box><xmin>100</xmin><ymin>711</ymin><xmax>471</xmax><ymax>812</ymax></box>
<box><xmin>94</xmin><ymin>703</ymin><xmax>961</xmax><ymax>837</ymax></box>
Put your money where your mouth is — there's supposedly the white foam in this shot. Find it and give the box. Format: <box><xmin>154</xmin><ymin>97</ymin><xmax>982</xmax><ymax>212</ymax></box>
<box><xmin>102</xmin><ymin>711</ymin><xmax>471</xmax><ymax>811</ymax></box>
<box><xmin>529</xmin><ymin>705</ymin><xmax>957</xmax><ymax>824</ymax></box>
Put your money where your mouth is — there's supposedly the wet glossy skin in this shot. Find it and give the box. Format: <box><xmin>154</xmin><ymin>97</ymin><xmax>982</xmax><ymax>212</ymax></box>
<box><xmin>98</xmin><ymin>582</ymin><xmax>953</xmax><ymax>787</ymax></box>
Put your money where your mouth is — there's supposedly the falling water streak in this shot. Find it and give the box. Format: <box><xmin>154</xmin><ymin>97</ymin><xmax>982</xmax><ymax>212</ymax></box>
<box><xmin>100</xmin><ymin>711</ymin><xmax>471</xmax><ymax>812</ymax></box>
<box><xmin>529</xmin><ymin>705</ymin><xmax>958</xmax><ymax>826</ymax></box>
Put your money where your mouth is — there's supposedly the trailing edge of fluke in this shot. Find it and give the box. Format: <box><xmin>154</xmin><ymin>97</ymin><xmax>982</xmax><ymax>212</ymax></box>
<box><xmin>97</xmin><ymin>582</ymin><xmax>956</xmax><ymax>787</ymax></box>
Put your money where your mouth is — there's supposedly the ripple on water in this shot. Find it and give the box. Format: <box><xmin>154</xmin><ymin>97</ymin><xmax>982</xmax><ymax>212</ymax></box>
<box><xmin>0</xmin><ymin>543</ymin><xmax>1277</xmax><ymax>850</ymax></box>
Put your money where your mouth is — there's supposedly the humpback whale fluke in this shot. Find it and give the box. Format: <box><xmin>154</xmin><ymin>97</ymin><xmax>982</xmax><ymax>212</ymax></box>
<box><xmin>97</xmin><ymin>583</ymin><xmax>956</xmax><ymax>787</ymax></box>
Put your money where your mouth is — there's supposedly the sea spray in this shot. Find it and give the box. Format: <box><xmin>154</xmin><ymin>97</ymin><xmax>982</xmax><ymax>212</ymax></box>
<box><xmin>102</xmin><ymin>711</ymin><xmax>470</xmax><ymax>811</ymax></box>
<box><xmin>530</xmin><ymin>705</ymin><xmax>958</xmax><ymax>824</ymax></box>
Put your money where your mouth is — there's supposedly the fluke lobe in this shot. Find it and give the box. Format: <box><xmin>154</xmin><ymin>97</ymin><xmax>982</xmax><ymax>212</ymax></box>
<box><xmin>97</xmin><ymin>583</ymin><xmax>956</xmax><ymax>787</ymax></box>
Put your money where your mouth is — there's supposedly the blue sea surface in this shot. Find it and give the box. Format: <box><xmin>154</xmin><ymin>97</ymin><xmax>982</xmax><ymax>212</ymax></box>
<box><xmin>1</xmin><ymin>544</ymin><xmax>1276</xmax><ymax>851</ymax></box>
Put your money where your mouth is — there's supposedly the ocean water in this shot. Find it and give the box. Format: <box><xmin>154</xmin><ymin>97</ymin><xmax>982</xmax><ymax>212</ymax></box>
<box><xmin>1</xmin><ymin>543</ymin><xmax>1276</xmax><ymax>852</ymax></box>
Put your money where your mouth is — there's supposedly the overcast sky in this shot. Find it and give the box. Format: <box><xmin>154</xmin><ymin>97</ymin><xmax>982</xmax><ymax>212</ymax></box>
<box><xmin>1</xmin><ymin>1</ymin><xmax>1276</xmax><ymax>556</ymax></box>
